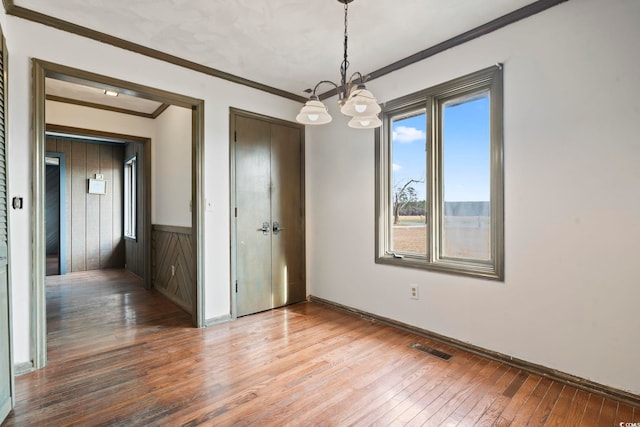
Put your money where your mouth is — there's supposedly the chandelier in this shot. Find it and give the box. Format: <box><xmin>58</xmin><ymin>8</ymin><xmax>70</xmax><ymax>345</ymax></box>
<box><xmin>296</xmin><ymin>0</ymin><xmax>381</xmax><ymax>129</ymax></box>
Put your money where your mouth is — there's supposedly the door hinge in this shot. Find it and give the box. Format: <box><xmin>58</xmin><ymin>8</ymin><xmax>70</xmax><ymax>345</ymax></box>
<box><xmin>235</xmin><ymin>280</ymin><xmax>238</xmax><ymax>293</ymax></box>
<box><xmin>234</xmin><ymin>131</ymin><xmax>237</xmax><ymax>142</ymax></box>
<box><xmin>235</xmin><ymin>207</ymin><xmax>237</xmax><ymax>217</ymax></box>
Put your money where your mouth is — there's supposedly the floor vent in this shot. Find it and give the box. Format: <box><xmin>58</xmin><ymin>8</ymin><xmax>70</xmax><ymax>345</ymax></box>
<box><xmin>410</xmin><ymin>343</ymin><xmax>452</xmax><ymax>361</ymax></box>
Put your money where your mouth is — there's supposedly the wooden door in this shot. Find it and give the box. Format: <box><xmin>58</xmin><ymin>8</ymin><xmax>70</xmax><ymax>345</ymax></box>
<box><xmin>235</xmin><ymin>116</ymin><xmax>273</xmax><ymax>316</ymax></box>
<box><xmin>233</xmin><ymin>113</ymin><xmax>305</xmax><ymax>317</ymax></box>
<box><xmin>0</xmin><ymin>26</ymin><xmax>12</xmax><ymax>423</ymax></box>
<box><xmin>270</xmin><ymin>124</ymin><xmax>305</xmax><ymax>307</ymax></box>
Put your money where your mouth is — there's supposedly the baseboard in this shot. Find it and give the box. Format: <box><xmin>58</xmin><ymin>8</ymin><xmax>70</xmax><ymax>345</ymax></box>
<box><xmin>14</xmin><ymin>361</ymin><xmax>34</xmax><ymax>376</ymax></box>
<box><xmin>309</xmin><ymin>295</ymin><xmax>640</xmax><ymax>408</ymax></box>
<box><xmin>204</xmin><ymin>314</ymin><xmax>232</xmax><ymax>327</ymax></box>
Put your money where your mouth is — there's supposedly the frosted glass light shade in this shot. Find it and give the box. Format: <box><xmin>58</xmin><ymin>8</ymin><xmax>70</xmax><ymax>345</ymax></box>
<box><xmin>348</xmin><ymin>114</ymin><xmax>382</xmax><ymax>129</ymax></box>
<box><xmin>296</xmin><ymin>99</ymin><xmax>332</xmax><ymax>125</ymax></box>
<box><xmin>341</xmin><ymin>88</ymin><xmax>381</xmax><ymax>117</ymax></box>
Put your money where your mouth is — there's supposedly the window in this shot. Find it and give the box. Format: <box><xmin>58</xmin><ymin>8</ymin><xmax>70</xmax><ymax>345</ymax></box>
<box><xmin>375</xmin><ymin>66</ymin><xmax>504</xmax><ymax>280</ymax></box>
<box><xmin>124</xmin><ymin>154</ymin><xmax>137</xmax><ymax>240</ymax></box>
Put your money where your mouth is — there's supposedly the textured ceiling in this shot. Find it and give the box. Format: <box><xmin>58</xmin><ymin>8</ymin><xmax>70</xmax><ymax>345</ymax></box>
<box><xmin>17</xmin><ymin>0</ymin><xmax>539</xmax><ymax>97</ymax></box>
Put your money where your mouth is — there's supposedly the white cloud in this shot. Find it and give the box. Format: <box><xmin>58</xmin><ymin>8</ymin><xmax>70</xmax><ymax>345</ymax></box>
<box><xmin>392</xmin><ymin>163</ymin><xmax>402</xmax><ymax>171</ymax></box>
<box><xmin>393</xmin><ymin>126</ymin><xmax>425</xmax><ymax>143</ymax></box>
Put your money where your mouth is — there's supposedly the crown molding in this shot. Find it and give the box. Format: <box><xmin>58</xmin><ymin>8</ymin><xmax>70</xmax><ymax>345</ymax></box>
<box><xmin>318</xmin><ymin>0</ymin><xmax>569</xmax><ymax>100</ymax></box>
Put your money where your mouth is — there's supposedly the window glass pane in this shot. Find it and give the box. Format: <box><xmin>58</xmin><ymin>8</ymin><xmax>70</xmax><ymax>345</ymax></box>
<box><xmin>130</xmin><ymin>159</ymin><xmax>136</xmax><ymax>238</ymax></box>
<box><xmin>441</xmin><ymin>91</ymin><xmax>491</xmax><ymax>261</ymax></box>
<box><xmin>390</xmin><ymin>111</ymin><xmax>427</xmax><ymax>256</ymax></box>
<box><xmin>124</xmin><ymin>156</ymin><xmax>137</xmax><ymax>239</ymax></box>
<box><xmin>124</xmin><ymin>163</ymin><xmax>130</xmax><ymax>236</ymax></box>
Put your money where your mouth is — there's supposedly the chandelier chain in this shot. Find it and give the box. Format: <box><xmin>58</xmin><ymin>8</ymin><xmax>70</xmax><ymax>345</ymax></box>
<box><xmin>340</xmin><ymin>2</ymin><xmax>350</xmax><ymax>93</ymax></box>
<box><xmin>296</xmin><ymin>0</ymin><xmax>381</xmax><ymax>129</ymax></box>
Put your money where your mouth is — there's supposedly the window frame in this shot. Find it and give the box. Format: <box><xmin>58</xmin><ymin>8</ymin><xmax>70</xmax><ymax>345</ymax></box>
<box><xmin>375</xmin><ymin>65</ymin><xmax>504</xmax><ymax>280</ymax></box>
<box><xmin>124</xmin><ymin>154</ymin><xmax>137</xmax><ymax>241</ymax></box>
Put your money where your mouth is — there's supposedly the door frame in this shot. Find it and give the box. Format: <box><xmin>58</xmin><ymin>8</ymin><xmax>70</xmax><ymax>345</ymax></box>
<box><xmin>228</xmin><ymin>107</ymin><xmax>306</xmax><ymax>319</ymax></box>
<box><xmin>44</xmin><ymin>151</ymin><xmax>67</xmax><ymax>276</ymax></box>
<box><xmin>32</xmin><ymin>59</ymin><xmax>205</xmax><ymax>369</ymax></box>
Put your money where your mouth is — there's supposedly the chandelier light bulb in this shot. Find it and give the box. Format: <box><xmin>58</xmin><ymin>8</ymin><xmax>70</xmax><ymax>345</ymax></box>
<box><xmin>296</xmin><ymin>97</ymin><xmax>332</xmax><ymax>125</ymax></box>
<box><xmin>341</xmin><ymin>87</ymin><xmax>381</xmax><ymax>117</ymax></box>
<box><xmin>348</xmin><ymin>114</ymin><xmax>382</xmax><ymax>129</ymax></box>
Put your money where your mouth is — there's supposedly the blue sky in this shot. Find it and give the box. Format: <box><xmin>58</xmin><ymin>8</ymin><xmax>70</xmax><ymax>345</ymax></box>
<box><xmin>392</xmin><ymin>94</ymin><xmax>490</xmax><ymax>202</ymax></box>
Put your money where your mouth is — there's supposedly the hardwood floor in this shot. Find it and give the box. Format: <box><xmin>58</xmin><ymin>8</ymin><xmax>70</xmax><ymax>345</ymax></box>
<box><xmin>3</xmin><ymin>269</ymin><xmax>639</xmax><ymax>426</ymax></box>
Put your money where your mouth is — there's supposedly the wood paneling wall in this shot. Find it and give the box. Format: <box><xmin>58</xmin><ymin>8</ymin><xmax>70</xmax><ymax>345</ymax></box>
<box><xmin>46</xmin><ymin>137</ymin><xmax>125</xmax><ymax>272</ymax></box>
<box><xmin>124</xmin><ymin>141</ymin><xmax>148</xmax><ymax>280</ymax></box>
<box><xmin>151</xmin><ymin>225</ymin><xmax>194</xmax><ymax>313</ymax></box>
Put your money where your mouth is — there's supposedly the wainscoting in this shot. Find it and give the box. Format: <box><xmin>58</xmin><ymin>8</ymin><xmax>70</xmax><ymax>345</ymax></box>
<box><xmin>151</xmin><ymin>225</ymin><xmax>194</xmax><ymax>313</ymax></box>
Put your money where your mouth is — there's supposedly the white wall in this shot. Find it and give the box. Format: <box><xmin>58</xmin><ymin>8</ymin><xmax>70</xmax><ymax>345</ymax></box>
<box><xmin>152</xmin><ymin>105</ymin><xmax>192</xmax><ymax>227</ymax></box>
<box><xmin>307</xmin><ymin>0</ymin><xmax>640</xmax><ymax>394</ymax></box>
<box><xmin>5</xmin><ymin>14</ymin><xmax>301</xmax><ymax>364</ymax></box>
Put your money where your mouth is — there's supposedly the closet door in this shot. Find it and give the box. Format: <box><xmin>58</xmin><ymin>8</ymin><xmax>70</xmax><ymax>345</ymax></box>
<box><xmin>233</xmin><ymin>113</ymin><xmax>305</xmax><ymax>317</ymax></box>
<box><xmin>270</xmin><ymin>123</ymin><xmax>305</xmax><ymax>308</ymax></box>
<box><xmin>235</xmin><ymin>116</ymin><xmax>273</xmax><ymax>317</ymax></box>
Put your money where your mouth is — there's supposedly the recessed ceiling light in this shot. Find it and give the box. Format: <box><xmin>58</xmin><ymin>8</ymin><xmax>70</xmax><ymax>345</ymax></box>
<box><xmin>103</xmin><ymin>89</ymin><xmax>119</xmax><ymax>97</ymax></box>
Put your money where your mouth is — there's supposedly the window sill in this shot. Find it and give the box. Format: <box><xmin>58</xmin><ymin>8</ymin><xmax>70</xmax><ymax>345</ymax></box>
<box><xmin>375</xmin><ymin>254</ymin><xmax>503</xmax><ymax>281</ymax></box>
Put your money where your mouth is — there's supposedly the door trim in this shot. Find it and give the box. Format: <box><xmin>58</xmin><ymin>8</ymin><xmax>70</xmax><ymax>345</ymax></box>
<box><xmin>32</xmin><ymin>59</ymin><xmax>206</xmax><ymax>369</ymax></box>
<box><xmin>44</xmin><ymin>152</ymin><xmax>67</xmax><ymax>275</ymax></box>
<box><xmin>229</xmin><ymin>108</ymin><xmax>306</xmax><ymax>319</ymax></box>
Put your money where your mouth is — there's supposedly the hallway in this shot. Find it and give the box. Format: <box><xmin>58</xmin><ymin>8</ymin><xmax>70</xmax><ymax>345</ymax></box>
<box><xmin>45</xmin><ymin>270</ymin><xmax>190</xmax><ymax>363</ymax></box>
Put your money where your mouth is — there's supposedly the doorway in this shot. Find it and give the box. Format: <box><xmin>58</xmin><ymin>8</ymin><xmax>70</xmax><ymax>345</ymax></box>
<box><xmin>230</xmin><ymin>109</ymin><xmax>306</xmax><ymax>317</ymax></box>
<box><xmin>45</xmin><ymin>153</ymin><xmax>67</xmax><ymax>276</ymax></box>
<box><xmin>32</xmin><ymin>60</ymin><xmax>205</xmax><ymax>369</ymax></box>
<box><xmin>45</xmin><ymin>130</ymin><xmax>146</xmax><ymax>279</ymax></box>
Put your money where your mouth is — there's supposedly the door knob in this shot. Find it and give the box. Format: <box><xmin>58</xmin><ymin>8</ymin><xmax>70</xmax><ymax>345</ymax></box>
<box><xmin>272</xmin><ymin>221</ymin><xmax>285</xmax><ymax>235</ymax></box>
<box><xmin>258</xmin><ymin>221</ymin><xmax>270</xmax><ymax>235</ymax></box>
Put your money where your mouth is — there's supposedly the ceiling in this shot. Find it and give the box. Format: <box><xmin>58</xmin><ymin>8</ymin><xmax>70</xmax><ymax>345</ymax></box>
<box><xmin>46</xmin><ymin>78</ymin><xmax>164</xmax><ymax>116</ymax></box>
<box><xmin>17</xmin><ymin>0</ymin><xmax>556</xmax><ymax>111</ymax></box>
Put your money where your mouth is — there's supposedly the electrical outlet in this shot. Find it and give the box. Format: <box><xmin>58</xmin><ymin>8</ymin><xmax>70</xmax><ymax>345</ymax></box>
<box><xmin>409</xmin><ymin>284</ymin><xmax>419</xmax><ymax>300</ymax></box>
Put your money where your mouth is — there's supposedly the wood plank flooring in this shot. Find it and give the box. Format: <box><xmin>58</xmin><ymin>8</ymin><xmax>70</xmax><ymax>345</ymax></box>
<box><xmin>3</xmin><ymin>269</ymin><xmax>639</xmax><ymax>426</ymax></box>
